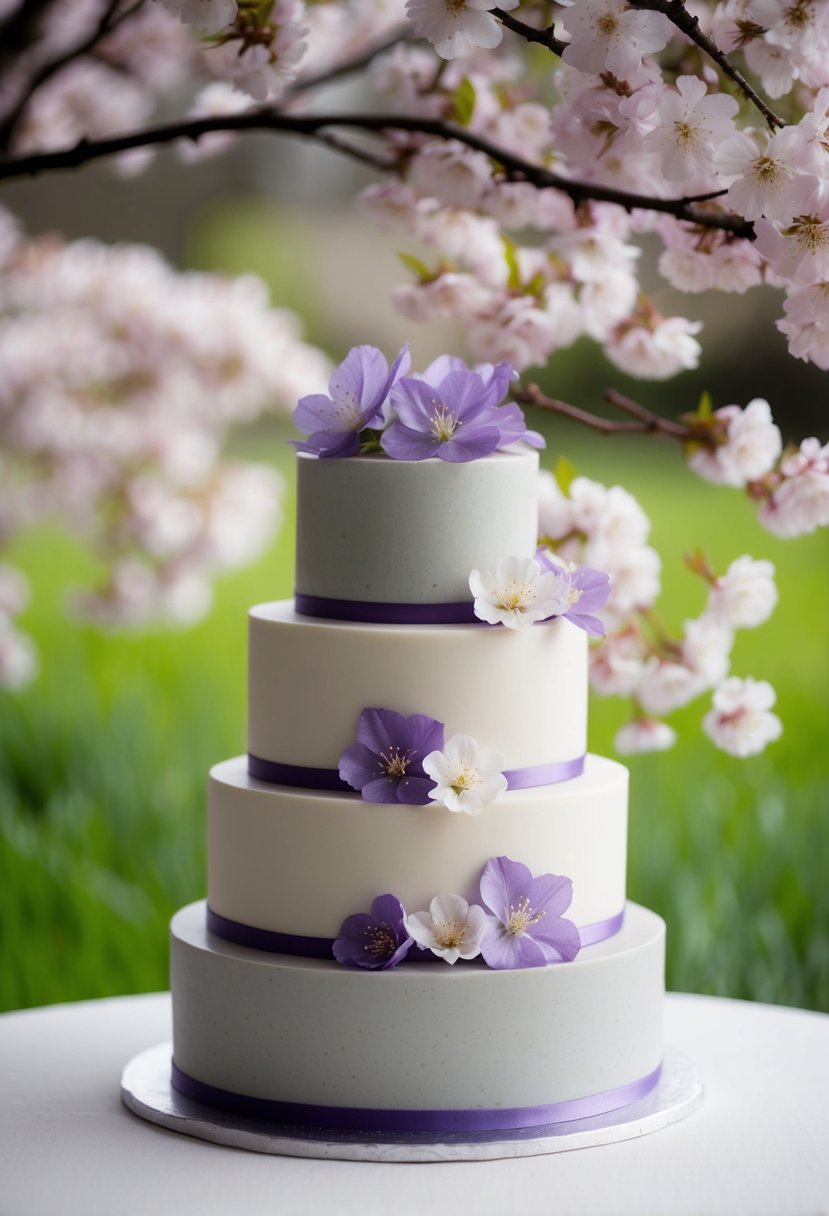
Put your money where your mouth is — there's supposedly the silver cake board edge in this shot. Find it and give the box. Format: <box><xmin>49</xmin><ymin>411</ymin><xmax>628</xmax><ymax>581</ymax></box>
<box><xmin>120</xmin><ymin>1043</ymin><xmax>703</xmax><ymax>1163</ymax></box>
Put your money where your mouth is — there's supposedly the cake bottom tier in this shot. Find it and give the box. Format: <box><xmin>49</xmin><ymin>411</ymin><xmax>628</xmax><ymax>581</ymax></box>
<box><xmin>170</xmin><ymin>900</ymin><xmax>665</xmax><ymax>1134</ymax></box>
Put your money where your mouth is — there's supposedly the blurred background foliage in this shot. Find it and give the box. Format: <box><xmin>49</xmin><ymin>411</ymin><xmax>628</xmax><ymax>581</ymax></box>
<box><xmin>1</xmin><ymin>148</ymin><xmax>828</xmax><ymax>1013</ymax></box>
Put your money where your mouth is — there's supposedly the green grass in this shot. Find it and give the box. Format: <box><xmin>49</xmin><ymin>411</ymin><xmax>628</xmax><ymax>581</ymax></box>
<box><xmin>1</xmin><ymin>428</ymin><xmax>828</xmax><ymax>1013</ymax></box>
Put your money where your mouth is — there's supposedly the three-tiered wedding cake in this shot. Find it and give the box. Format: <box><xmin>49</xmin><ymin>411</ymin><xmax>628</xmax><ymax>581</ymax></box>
<box><xmin>169</xmin><ymin>435</ymin><xmax>666</xmax><ymax>1134</ymax></box>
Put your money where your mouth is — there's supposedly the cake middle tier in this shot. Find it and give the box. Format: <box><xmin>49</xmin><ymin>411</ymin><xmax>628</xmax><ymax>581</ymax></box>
<box><xmin>248</xmin><ymin>602</ymin><xmax>588</xmax><ymax>772</ymax></box>
<box><xmin>208</xmin><ymin>754</ymin><xmax>627</xmax><ymax>941</ymax></box>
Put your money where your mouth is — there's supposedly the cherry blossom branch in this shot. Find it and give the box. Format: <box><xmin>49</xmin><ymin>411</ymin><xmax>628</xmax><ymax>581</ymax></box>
<box><xmin>492</xmin><ymin>8</ymin><xmax>567</xmax><ymax>56</ymax></box>
<box><xmin>0</xmin><ymin>107</ymin><xmax>753</xmax><ymax>237</ymax></box>
<box><xmin>628</xmin><ymin>0</ymin><xmax>785</xmax><ymax>130</ymax></box>
<box><xmin>517</xmin><ymin>383</ymin><xmax>696</xmax><ymax>439</ymax></box>
<box><xmin>0</xmin><ymin>0</ymin><xmax>142</xmax><ymax>150</ymax></box>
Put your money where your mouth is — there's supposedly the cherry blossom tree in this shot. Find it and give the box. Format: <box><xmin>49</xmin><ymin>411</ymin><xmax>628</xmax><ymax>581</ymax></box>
<box><xmin>0</xmin><ymin>0</ymin><xmax>827</xmax><ymax>757</ymax></box>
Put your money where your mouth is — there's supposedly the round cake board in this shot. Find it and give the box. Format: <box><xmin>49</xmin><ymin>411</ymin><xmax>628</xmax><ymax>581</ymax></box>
<box><xmin>121</xmin><ymin>1043</ymin><xmax>702</xmax><ymax>1163</ymax></box>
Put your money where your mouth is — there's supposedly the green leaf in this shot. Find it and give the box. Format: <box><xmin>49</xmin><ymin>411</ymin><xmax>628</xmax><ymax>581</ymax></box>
<box><xmin>502</xmin><ymin>235</ymin><xmax>521</xmax><ymax>291</ymax></box>
<box><xmin>696</xmin><ymin>390</ymin><xmax>713</xmax><ymax>420</ymax></box>
<box><xmin>553</xmin><ymin>455</ymin><xmax>577</xmax><ymax>495</ymax></box>
<box><xmin>452</xmin><ymin>76</ymin><xmax>477</xmax><ymax>126</ymax></box>
<box><xmin>398</xmin><ymin>251</ymin><xmax>433</xmax><ymax>282</ymax></box>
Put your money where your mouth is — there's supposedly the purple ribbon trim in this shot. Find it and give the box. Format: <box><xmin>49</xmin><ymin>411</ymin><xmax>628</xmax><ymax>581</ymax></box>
<box><xmin>247</xmin><ymin>753</ymin><xmax>585</xmax><ymax>794</ymax></box>
<box><xmin>295</xmin><ymin>593</ymin><xmax>480</xmax><ymax>625</ymax></box>
<box><xmin>171</xmin><ymin>1060</ymin><xmax>662</xmax><ymax>1133</ymax></box>
<box><xmin>207</xmin><ymin>905</ymin><xmax>625</xmax><ymax>960</ymax></box>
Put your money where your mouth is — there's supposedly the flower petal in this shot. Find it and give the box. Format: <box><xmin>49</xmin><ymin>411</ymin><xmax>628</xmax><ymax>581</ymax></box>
<box><xmin>534</xmin><ymin>916</ymin><xmax>582</xmax><ymax>963</ymax></box>
<box><xmin>480</xmin><ymin>920</ymin><xmax>548</xmax><ymax>969</ymax></box>
<box><xmin>479</xmin><ymin>855</ymin><xmax>534</xmax><ymax>920</ymax></box>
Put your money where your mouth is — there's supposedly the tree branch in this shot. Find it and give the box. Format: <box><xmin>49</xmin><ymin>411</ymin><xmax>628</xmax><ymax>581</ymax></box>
<box><xmin>517</xmin><ymin>382</ymin><xmax>697</xmax><ymax>440</ymax></box>
<box><xmin>0</xmin><ymin>0</ymin><xmax>141</xmax><ymax>150</ymax></box>
<box><xmin>0</xmin><ymin>107</ymin><xmax>754</xmax><ymax>238</ymax></box>
<box><xmin>628</xmin><ymin>0</ymin><xmax>785</xmax><ymax>129</ymax></box>
<box><xmin>492</xmin><ymin>8</ymin><xmax>567</xmax><ymax>56</ymax></box>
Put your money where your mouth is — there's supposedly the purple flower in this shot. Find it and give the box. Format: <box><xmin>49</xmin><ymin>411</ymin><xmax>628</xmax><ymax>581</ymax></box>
<box><xmin>339</xmin><ymin>707</ymin><xmax>445</xmax><ymax>804</ymax></box>
<box><xmin>333</xmin><ymin>894</ymin><xmax>413</xmax><ymax>970</ymax></box>
<box><xmin>381</xmin><ymin>369</ymin><xmax>504</xmax><ymax>463</ymax></box>
<box><xmin>420</xmin><ymin>356</ymin><xmax>545</xmax><ymax>451</ymax></box>
<box><xmin>292</xmin><ymin>343</ymin><xmax>410</xmax><ymax>458</ymax></box>
<box><xmin>536</xmin><ymin>550</ymin><xmax>611</xmax><ymax>637</ymax></box>
<box><xmin>479</xmin><ymin>856</ymin><xmax>581</xmax><ymax>970</ymax></box>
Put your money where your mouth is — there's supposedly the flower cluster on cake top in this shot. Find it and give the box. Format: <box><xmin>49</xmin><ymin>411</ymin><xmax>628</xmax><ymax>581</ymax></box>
<box><xmin>291</xmin><ymin>344</ymin><xmax>544</xmax><ymax>462</ymax></box>
<box><xmin>332</xmin><ymin>856</ymin><xmax>581</xmax><ymax>972</ymax></box>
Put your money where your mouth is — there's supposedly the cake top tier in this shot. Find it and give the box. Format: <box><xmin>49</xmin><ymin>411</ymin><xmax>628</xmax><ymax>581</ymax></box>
<box><xmin>295</xmin><ymin>448</ymin><xmax>540</xmax><ymax>608</ymax></box>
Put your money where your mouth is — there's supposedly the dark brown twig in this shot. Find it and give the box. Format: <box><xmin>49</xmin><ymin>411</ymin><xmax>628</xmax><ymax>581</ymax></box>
<box><xmin>492</xmin><ymin>8</ymin><xmax>567</xmax><ymax>56</ymax></box>
<box><xmin>629</xmin><ymin>0</ymin><xmax>785</xmax><ymax>129</ymax></box>
<box><xmin>0</xmin><ymin>108</ymin><xmax>754</xmax><ymax>238</ymax></box>
<box><xmin>517</xmin><ymin>382</ymin><xmax>697</xmax><ymax>440</ymax></box>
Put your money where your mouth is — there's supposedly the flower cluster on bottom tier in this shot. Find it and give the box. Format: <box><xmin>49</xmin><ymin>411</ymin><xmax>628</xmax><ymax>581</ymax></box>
<box><xmin>170</xmin><ymin>901</ymin><xmax>665</xmax><ymax>1133</ymax></box>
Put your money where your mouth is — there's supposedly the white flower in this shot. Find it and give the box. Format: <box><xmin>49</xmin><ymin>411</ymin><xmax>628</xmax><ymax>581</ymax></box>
<box><xmin>637</xmin><ymin>658</ymin><xmax>702</xmax><ymax>715</ymax></box>
<box><xmin>615</xmin><ymin>718</ymin><xmax>677</xmax><ymax>754</ymax></box>
<box><xmin>644</xmin><ymin>75</ymin><xmax>738</xmax><ymax>184</ymax></box>
<box><xmin>423</xmin><ymin>734</ymin><xmax>507</xmax><ymax>814</ymax></box>
<box><xmin>687</xmin><ymin>399</ymin><xmax>782</xmax><ymax>487</ymax></box>
<box><xmin>607</xmin><ymin>315</ymin><xmax>702</xmax><ymax>379</ymax></box>
<box><xmin>405</xmin><ymin>893</ymin><xmax>488</xmax><ymax>964</ymax></box>
<box><xmin>707</xmin><ymin>557</ymin><xmax>778</xmax><ymax>629</ymax></box>
<box><xmin>158</xmin><ymin>0</ymin><xmax>237</xmax><ymax>35</ymax></box>
<box><xmin>754</xmin><ymin>176</ymin><xmax>829</xmax><ymax>285</ymax></box>
<box><xmin>681</xmin><ymin>614</ymin><xmax>734</xmax><ymax>687</ymax></box>
<box><xmin>560</xmin><ymin>0</ymin><xmax>672</xmax><ymax>78</ymax></box>
<box><xmin>469</xmin><ymin>556</ymin><xmax>573</xmax><ymax>629</ymax></box>
<box><xmin>0</xmin><ymin>622</ymin><xmax>38</xmax><ymax>690</ymax></box>
<box><xmin>589</xmin><ymin>628</ymin><xmax>647</xmax><ymax>696</ymax></box>
<box><xmin>714</xmin><ymin>128</ymin><xmax>799</xmax><ymax>223</ymax></box>
<box><xmin>702</xmin><ymin>677</ymin><xmax>783</xmax><ymax>757</ymax></box>
<box><xmin>405</xmin><ymin>0</ymin><xmax>519</xmax><ymax>59</ymax></box>
<box><xmin>759</xmin><ymin>438</ymin><xmax>829</xmax><ymax>536</ymax></box>
<box><xmin>0</xmin><ymin>564</ymin><xmax>30</xmax><ymax>619</ymax></box>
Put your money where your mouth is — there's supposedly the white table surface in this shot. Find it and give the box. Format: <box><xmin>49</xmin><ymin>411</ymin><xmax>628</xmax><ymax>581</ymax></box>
<box><xmin>1</xmin><ymin>991</ymin><xmax>827</xmax><ymax>1216</ymax></box>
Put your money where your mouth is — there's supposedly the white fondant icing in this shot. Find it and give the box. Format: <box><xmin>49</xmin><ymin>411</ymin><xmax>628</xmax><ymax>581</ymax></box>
<box><xmin>170</xmin><ymin>900</ymin><xmax>665</xmax><ymax>1112</ymax></box>
<box><xmin>208</xmin><ymin>754</ymin><xmax>628</xmax><ymax>938</ymax></box>
<box><xmin>295</xmin><ymin>449</ymin><xmax>540</xmax><ymax>604</ymax></box>
<box><xmin>248</xmin><ymin>603</ymin><xmax>588</xmax><ymax>771</ymax></box>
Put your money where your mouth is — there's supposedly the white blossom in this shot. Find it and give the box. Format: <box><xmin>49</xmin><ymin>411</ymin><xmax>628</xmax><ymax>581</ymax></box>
<box><xmin>759</xmin><ymin>438</ymin><xmax>829</xmax><ymax>536</ymax></box>
<box><xmin>589</xmin><ymin>628</ymin><xmax>648</xmax><ymax>696</ymax></box>
<box><xmin>687</xmin><ymin>399</ymin><xmax>782</xmax><ymax>487</ymax></box>
<box><xmin>707</xmin><ymin>557</ymin><xmax>778</xmax><ymax>629</ymax></box>
<box><xmin>405</xmin><ymin>0</ymin><xmax>519</xmax><ymax>59</ymax></box>
<box><xmin>469</xmin><ymin>556</ymin><xmax>572</xmax><ymax>629</ymax></box>
<box><xmin>157</xmin><ymin>0</ymin><xmax>237</xmax><ymax>35</ymax></box>
<box><xmin>702</xmin><ymin>677</ymin><xmax>783</xmax><ymax>757</ymax></box>
<box><xmin>0</xmin><ymin>621</ymin><xmax>38</xmax><ymax>690</ymax></box>
<box><xmin>644</xmin><ymin>75</ymin><xmax>738</xmax><ymax>184</ymax></box>
<box><xmin>681</xmin><ymin>615</ymin><xmax>734</xmax><ymax>687</ymax></box>
<box><xmin>560</xmin><ymin>0</ymin><xmax>672</xmax><ymax>78</ymax></box>
<box><xmin>637</xmin><ymin>658</ymin><xmax>702</xmax><ymax>715</ymax></box>
<box><xmin>405</xmin><ymin>893</ymin><xmax>488</xmax><ymax>963</ymax></box>
<box><xmin>423</xmin><ymin>734</ymin><xmax>507</xmax><ymax>814</ymax></box>
<box><xmin>615</xmin><ymin>718</ymin><xmax>677</xmax><ymax>754</ymax></box>
<box><xmin>607</xmin><ymin>315</ymin><xmax>703</xmax><ymax>379</ymax></box>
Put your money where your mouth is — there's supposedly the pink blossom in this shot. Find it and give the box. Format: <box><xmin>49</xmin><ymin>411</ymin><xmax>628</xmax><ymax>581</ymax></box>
<box><xmin>158</xmin><ymin>0</ymin><xmax>238</xmax><ymax>35</ymax></box>
<box><xmin>559</xmin><ymin>0</ymin><xmax>672</xmax><ymax>78</ymax></box>
<box><xmin>643</xmin><ymin>75</ymin><xmax>738</xmax><ymax>184</ymax></box>
<box><xmin>589</xmin><ymin>628</ymin><xmax>648</xmax><ymax>697</ymax></box>
<box><xmin>702</xmin><ymin>677</ymin><xmax>782</xmax><ymax>758</ymax></box>
<box><xmin>405</xmin><ymin>0</ymin><xmax>519</xmax><ymax>59</ymax></box>
<box><xmin>707</xmin><ymin>557</ymin><xmax>778</xmax><ymax>629</ymax></box>
<box><xmin>777</xmin><ymin>281</ymin><xmax>829</xmax><ymax>367</ymax></box>
<box><xmin>687</xmin><ymin>399</ymin><xmax>782</xmax><ymax>487</ymax></box>
<box><xmin>759</xmin><ymin>438</ymin><xmax>829</xmax><ymax>537</ymax></box>
<box><xmin>615</xmin><ymin>717</ymin><xmax>677</xmax><ymax>754</ymax></box>
<box><xmin>607</xmin><ymin>313</ymin><xmax>702</xmax><ymax>379</ymax></box>
<box><xmin>755</xmin><ymin>177</ymin><xmax>829</xmax><ymax>285</ymax></box>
